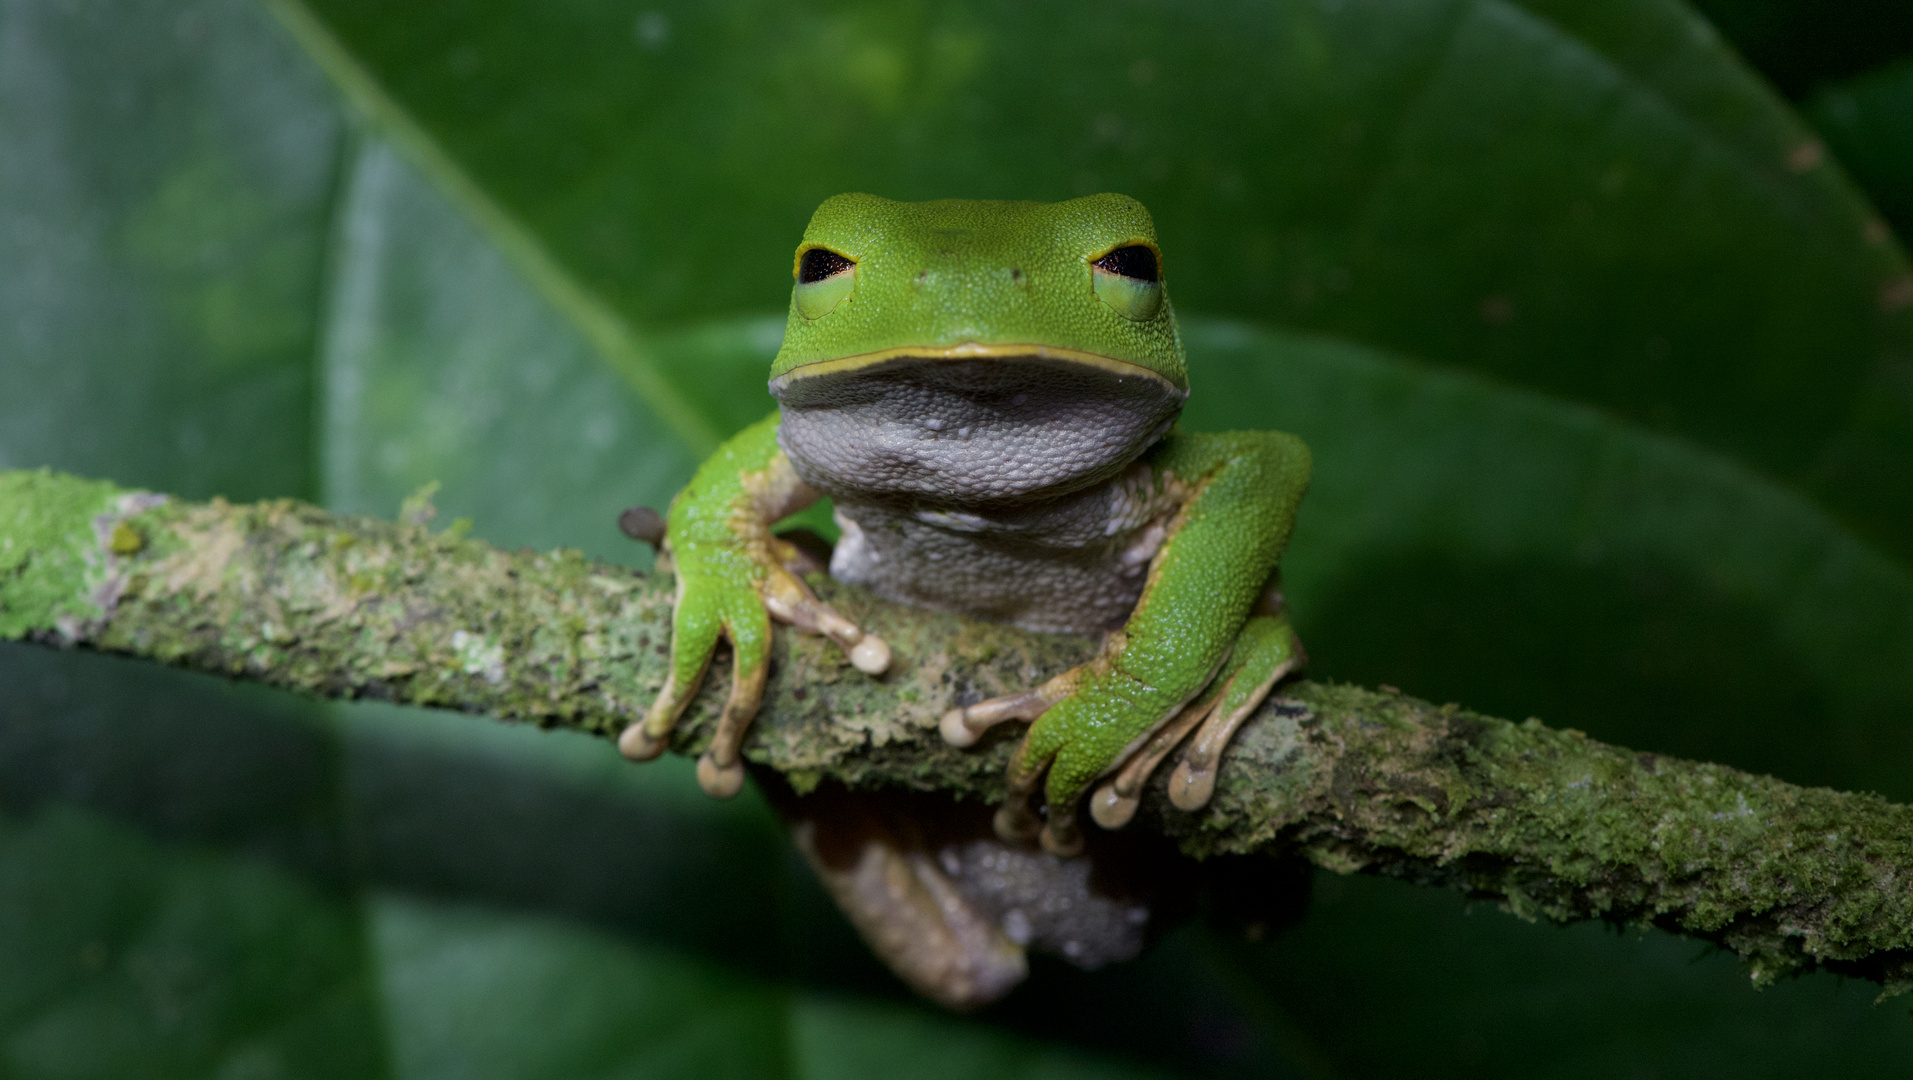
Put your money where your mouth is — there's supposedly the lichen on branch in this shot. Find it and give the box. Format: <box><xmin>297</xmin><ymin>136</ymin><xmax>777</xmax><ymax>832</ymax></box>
<box><xmin>3</xmin><ymin>467</ymin><xmax>1911</xmax><ymax>995</ymax></box>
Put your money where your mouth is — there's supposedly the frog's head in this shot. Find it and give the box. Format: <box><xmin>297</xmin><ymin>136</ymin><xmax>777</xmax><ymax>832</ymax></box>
<box><xmin>770</xmin><ymin>192</ymin><xmax>1185</xmax><ymax>386</ymax></box>
<box><xmin>769</xmin><ymin>193</ymin><xmax>1188</xmax><ymax>503</ymax></box>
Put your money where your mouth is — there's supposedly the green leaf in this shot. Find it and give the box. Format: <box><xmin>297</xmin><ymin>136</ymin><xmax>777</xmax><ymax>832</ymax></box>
<box><xmin>1230</xmin><ymin>872</ymin><xmax>1913</xmax><ymax>1077</ymax></box>
<box><xmin>790</xmin><ymin>993</ymin><xmax>1175</xmax><ymax>1080</ymax></box>
<box><xmin>0</xmin><ymin>3</ymin><xmax>386</xmax><ymax>1076</ymax></box>
<box><xmin>292</xmin><ymin>0</ymin><xmax>1913</xmax><ymax>562</ymax></box>
<box><xmin>315</xmin><ymin>136</ymin><xmax>699</xmax><ymax>562</ymax></box>
<box><xmin>0</xmin><ymin>805</ymin><xmax>386</xmax><ymax>1080</ymax></box>
<box><xmin>370</xmin><ymin>896</ymin><xmax>789</xmax><ymax>1080</ymax></box>
<box><xmin>0</xmin><ymin>646</ymin><xmax>388</xmax><ymax>1079</ymax></box>
<box><xmin>0</xmin><ymin>0</ymin><xmax>339</xmax><ymax>503</ymax></box>
<box><xmin>1183</xmin><ymin>318</ymin><xmax>1913</xmax><ymax>799</ymax></box>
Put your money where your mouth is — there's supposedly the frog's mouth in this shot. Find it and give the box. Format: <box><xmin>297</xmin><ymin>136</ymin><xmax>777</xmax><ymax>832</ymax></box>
<box><xmin>769</xmin><ymin>343</ymin><xmax>1182</xmax><ymax>393</ymax></box>
<box><xmin>769</xmin><ymin>344</ymin><xmax>1188</xmax><ymax>504</ymax></box>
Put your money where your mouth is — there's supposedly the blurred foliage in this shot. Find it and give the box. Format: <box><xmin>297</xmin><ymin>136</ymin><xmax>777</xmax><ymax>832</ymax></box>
<box><xmin>2</xmin><ymin>0</ymin><xmax>1912</xmax><ymax>1076</ymax></box>
<box><xmin>1809</xmin><ymin>60</ymin><xmax>1913</xmax><ymax>246</ymax></box>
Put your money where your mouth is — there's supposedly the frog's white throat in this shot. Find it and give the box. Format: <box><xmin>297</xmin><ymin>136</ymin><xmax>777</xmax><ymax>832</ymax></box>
<box><xmin>771</xmin><ymin>352</ymin><xmax>1186</xmax><ymax>505</ymax></box>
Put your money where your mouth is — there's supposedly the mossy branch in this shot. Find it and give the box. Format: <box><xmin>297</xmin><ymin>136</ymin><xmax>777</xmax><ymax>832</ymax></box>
<box><xmin>4</xmin><ymin>467</ymin><xmax>1912</xmax><ymax>995</ymax></box>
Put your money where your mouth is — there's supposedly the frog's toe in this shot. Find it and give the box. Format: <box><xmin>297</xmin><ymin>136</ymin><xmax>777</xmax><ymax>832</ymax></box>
<box><xmin>992</xmin><ymin>802</ymin><xmax>1041</xmax><ymax>845</ymax></box>
<box><xmin>940</xmin><ymin>680</ymin><xmax>1075</xmax><ymax>748</ymax></box>
<box><xmin>1167</xmin><ymin>693</ymin><xmax>1286</xmax><ymax>812</ymax></box>
<box><xmin>1165</xmin><ymin>757</ymin><xmax>1216</xmax><ymax>811</ymax></box>
<box><xmin>992</xmin><ymin>754</ymin><xmax>1047</xmax><ymax>844</ymax></box>
<box><xmin>625</xmin><ymin>591</ymin><xmax>725</xmax><ymax>763</ymax></box>
<box><xmin>850</xmin><ymin>635</ymin><xmax>892</xmax><ymax>674</ymax></box>
<box><xmin>694</xmin><ymin>633</ymin><xmax>771</xmax><ymax>799</ymax></box>
<box><xmin>761</xmin><ymin>567</ymin><xmax>892</xmax><ymax>675</ymax></box>
<box><xmin>997</xmin><ymin>733</ymin><xmax>1095</xmax><ymax>856</ymax></box>
<box><xmin>1039</xmin><ymin>810</ymin><xmax>1085</xmax><ymax>858</ymax></box>
<box><xmin>621</xmin><ymin>656</ymin><xmax>709</xmax><ymax>762</ymax></box>
<box><xmin>1167</xmin><ymin>618</ymin><xmax>1301</xmax><ymax>812</ymax></box>
<box><xmin>618</xmin><ymin>721</ymin><xmax>669</xmax><ymax>762</ymax></box>
<box><xmin>1089</xmin><ymin>692</ymin><xmax>1219</xmax><ymax>829</ymax></box>
<box><xmin>1088</xmin><ymin>785</ymin><xmax>1135</xmax><ymax>831</ymax></box>
<box><xmin>940</xmin><ymin>708</ymin><xmax>983</xmax><ymax>748</ymax></box>
<box><xmin>696</xmin><ymin>754</ymin><xmax>746</xmax><ymax>798</ymax></box>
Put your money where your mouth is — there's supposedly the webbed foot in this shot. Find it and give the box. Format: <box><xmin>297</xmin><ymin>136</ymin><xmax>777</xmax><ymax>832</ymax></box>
<box><xmin>946</xmin><ymin>613</ymin><xmax>1301</xmax><ymax>852</ymax></box>
<box><xmin>1111</xmin><ymin>614</ymin><xmax>1300</xmax><ymax>819</ymax></box>
<box><xmin>621</xmin><ymin>540</ymin><xmax>890</xmax><ymax>798</ymax></box>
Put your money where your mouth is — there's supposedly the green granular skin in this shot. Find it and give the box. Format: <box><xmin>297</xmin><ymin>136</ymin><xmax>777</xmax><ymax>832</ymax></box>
<box><xmin>3</xmin><ymin>468</ymin><xmax>1910</xmax><ymax>995</ymax></box>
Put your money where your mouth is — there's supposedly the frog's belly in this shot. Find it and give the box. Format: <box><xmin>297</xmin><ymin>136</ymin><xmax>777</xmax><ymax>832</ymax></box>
<box><xmin>826</xmin><ymin>483</ymin><xmax>1175</xmax><ymax>636</ymax></box>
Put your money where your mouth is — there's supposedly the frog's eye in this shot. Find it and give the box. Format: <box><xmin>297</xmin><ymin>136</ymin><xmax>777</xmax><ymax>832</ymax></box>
<box><xmin>1090</xmin><ymin>244</ymin><xmax>1164</xmax><ymax>321</ymax></box>
<box><xmin>1092</xmin><ymin>245</ymin><xmax>1159</xmax><ymax>282</ymax></box>
<box><xmin>795</xmin><ymin>247</ymin><xmax>856</xmax><ymax>319</ymax></box>
<box><xmin>798</xmin><ymin>247</ymin><xmax>855</xmax><ymax>283</ymax></box>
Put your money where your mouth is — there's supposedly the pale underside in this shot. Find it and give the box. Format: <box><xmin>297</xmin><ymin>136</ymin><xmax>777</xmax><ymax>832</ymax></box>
<box><xmin>772</xmin><ymin>353</ymin><xmax>1189</xmax><ymax>634</ymax></box>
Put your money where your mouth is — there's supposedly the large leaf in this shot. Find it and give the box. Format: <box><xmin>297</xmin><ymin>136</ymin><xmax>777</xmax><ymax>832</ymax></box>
<box><xmin>316</xmin><ymin>137</ymin><xmax>698</xmax><ymax>561</ymax></box>
<box><xmin>0</xmin><ymin>2</ymin><xmax>385</xmax><ymax>1076</ymax></box>
<box><xmin>1183</xmin><ymin>320</ymin><xmax>1913</xmax><ymax>799</ymax></box>
<box><xmin>0</xmin><ymin>0</ymin><xmax>337</xmax><ymax>501</ymax></box>
<box><xmin>7</xmin><ymin>0</ymin><xmax>1913</xmax><ymax>1076</ymax></box>
<box><xmin>292</xmin><ymin>0</ymin><xmax>1913</xmax><ymax>562</ymax></box>
<box><xmin>0</xmin><ymin>649</ymin><xmax>388</xmax><ymax>1080</ymax></box>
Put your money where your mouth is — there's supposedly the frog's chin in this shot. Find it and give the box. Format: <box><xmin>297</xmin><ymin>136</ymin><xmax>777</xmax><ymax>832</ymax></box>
<box><xmin>770</xmin><ymin>347</ymin><xmax>1187</xmax><ymax>505</ymax></box>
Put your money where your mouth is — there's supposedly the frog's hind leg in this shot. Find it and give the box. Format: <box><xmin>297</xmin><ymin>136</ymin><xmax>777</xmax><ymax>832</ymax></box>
<box><xmin>783</xmin><ymin>787</ymin><xmax>1030</xmax><ymax>1010</ymax></box>
<box><xmin>1166</xmin><ymin>613</ymin><xmax>1303</xmax><ymax>812</ymax></box>
<box><xmin>999</xmin><ymin>667</ymin><xmax>1222</xmax><ymax>858</ymax></box>
<box><xmin>1088</xmin><ymin>678</ymin><xmax>1227</xmax><ymax>830</ymax></box>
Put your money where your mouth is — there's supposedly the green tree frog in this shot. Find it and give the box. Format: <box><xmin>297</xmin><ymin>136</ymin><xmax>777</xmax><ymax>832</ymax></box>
<box><xmin>622</xmin><ymin>191</ymin><xmax>1309</xmax><ymax>862</ymax></box>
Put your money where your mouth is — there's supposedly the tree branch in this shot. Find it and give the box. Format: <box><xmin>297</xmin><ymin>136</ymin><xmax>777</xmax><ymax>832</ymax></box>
<box><xmin>4</xmin><ymin>467</ymin><xmax>1911</xmax><ymax>995</ymax></box>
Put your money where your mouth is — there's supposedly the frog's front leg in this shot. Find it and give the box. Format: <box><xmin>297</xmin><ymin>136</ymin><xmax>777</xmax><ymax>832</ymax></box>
<box><xmin>620</xmin><ymin>412</ymin><xmax>891</xmax><ymax>796</ymax></box>
<box><xmin>940</xmin><ymin>431</ymin><xmax>1309</xmax><ymax>855</ymax></box>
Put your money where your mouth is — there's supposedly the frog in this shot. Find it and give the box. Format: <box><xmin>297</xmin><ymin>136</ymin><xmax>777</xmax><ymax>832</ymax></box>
<box><xmin>618</xmin><ymin>192</ymin><xmax>1309</xmax><ymax>1003</ymax></box>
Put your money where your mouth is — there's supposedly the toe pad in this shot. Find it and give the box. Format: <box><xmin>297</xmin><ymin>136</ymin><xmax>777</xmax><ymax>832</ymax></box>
<box><xmin>619</xmin><ymin>723</ymin><xmax>668</xmax><ymax>762</ymax></box>
<box><xmin>697</xmin><ymin>753</ymin><xmax>746</xmax><ymax>798</ymax></box>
